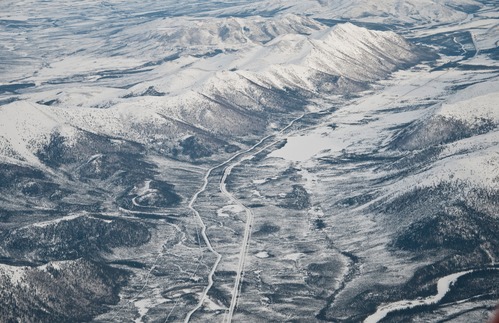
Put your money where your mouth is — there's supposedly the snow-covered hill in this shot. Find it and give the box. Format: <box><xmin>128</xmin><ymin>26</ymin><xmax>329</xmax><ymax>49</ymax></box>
<box><xmin>0</xmin><ymin>18</ymin><xmax>425</xmax><ymax>168</ymax></box>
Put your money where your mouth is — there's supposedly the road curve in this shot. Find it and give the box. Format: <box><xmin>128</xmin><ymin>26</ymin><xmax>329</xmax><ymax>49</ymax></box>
<box><xmin>183</xmin><ymin>165</ymin><xmax>224</xmax><ymax>323</ymax></box>
<box><xmin>221</xmin><ymin>114</ymin><xmax>307</xmax><ymax>323</ymax></box>
<box><xmin>184</xmin><ymin>113</ymin><xmax>306</xmax><ymax>323</ymax></box>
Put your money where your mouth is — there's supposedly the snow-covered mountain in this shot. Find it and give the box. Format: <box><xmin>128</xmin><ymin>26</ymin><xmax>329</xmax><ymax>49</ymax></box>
<box><xmin>0</xmin><ymin>0</ymin><xmax>498</xmax><ymax>322</ymax></box>
<box><xmin>0</xmin><ymin>18</ymin><xmax>424</xmax><ymax>169</ymax></box>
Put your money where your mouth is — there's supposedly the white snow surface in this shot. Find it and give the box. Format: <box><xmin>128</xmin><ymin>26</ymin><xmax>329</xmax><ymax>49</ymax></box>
<box><xmin>30</xmin><ymin>213</ymin><xmax>84</xmax><ymax>228</ymax></box>
<box><xmin>269</xmin><ymin>131</ymin><xmax>337</xmax><ymax>162</ymax></box>
<box><xmin>255</xmin><ymin>251</ymin><xmax>270</xmax><ymax>259</ymax></box>
<box><xmin>437</xmin><ymin>79</ymin><xmax>499</xmax><ymax>123</ymax></box>
<box><xmin>0</xmin><ymin>264</ymin><xmax>27</xmax><ymax>285</ymax></box>
<box><xmin>217</xmin><ymin>204</ymin><xmax>245</xmax><ymax>217</ymax></box>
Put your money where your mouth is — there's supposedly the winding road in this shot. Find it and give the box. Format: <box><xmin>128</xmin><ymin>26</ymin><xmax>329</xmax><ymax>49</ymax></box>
<box><xmin>222</xmin><ymin>114</ymin><xmax>308</xmax><ymax>323</ymax></box>
<box><xmin>184</xmin><ymin>113</ymin><xmax>307</xmax><ymax>323</ymax></box>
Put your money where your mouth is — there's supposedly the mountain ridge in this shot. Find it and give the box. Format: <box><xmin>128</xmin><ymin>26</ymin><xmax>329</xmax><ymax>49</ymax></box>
<box><xmin>0</xmin><ymin>21</ymin><xmax>427</xmax><ymax>169</ymax></box>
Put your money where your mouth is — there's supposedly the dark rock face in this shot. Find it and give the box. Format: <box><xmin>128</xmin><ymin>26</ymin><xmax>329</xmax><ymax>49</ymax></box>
<box><xmin>78</xmin><ymin>153</ymin><xmax>154</xmax><ymax>181</ymax></box>
<box><xmin>123</xmin><ymin>86</ymin><xmax>166</xmax><ymax>98</ymax></box>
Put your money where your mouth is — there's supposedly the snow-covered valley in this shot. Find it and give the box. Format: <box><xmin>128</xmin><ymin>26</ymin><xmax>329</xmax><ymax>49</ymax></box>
<box><xmin>0</xmin><ymin>0</ymin><xmax>498</xmax><ymax>322</ymax></box>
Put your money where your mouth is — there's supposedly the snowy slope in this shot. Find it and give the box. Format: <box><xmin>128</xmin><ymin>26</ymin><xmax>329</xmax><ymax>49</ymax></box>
<box><xmin>0</xmin><ymin>102</ymin><xmax>69</xmax><ymax>166</ymax></box>
<box><xmin>437</xmin><ymin>79</ymin><xmax>499</xmax><ymax>124</ymax></box>
<box><xmin>0</xmin><ymin>19</ymin><xmax>424</xmax><ymax>167</ymax></box>
<box><xmin>410</xmin><ymin>79</ymin><xmax>499</xmax><ymax>188</ymax></box>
